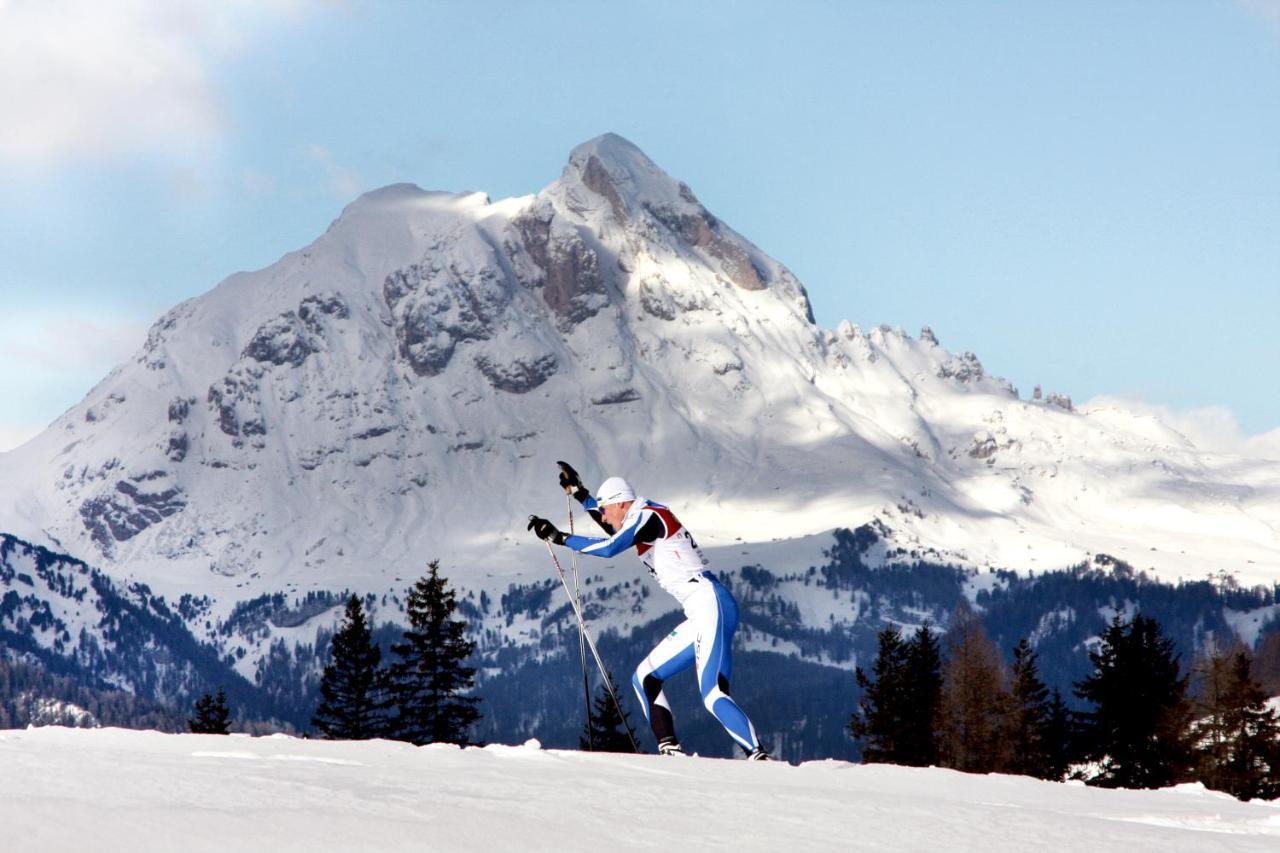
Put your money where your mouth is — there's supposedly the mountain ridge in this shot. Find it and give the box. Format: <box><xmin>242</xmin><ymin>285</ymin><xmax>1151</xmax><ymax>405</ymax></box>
<box><xmin>1</xmin><ymin>133</ymin><xmax>1277</xmax><ymax>624</ymax></box>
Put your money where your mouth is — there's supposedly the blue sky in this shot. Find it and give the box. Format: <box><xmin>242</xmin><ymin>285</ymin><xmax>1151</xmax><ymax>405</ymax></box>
<box><xmin>1</xmin><ymin>0</ymin><xmax>1277</xmax><ymax>452</ymax></box>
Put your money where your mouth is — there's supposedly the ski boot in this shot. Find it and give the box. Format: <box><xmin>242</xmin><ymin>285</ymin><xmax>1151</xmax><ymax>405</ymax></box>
<box><xmin>657</xmin><ymin>737</ymin><xmax>686</xmax><ymax>757</ymax></box>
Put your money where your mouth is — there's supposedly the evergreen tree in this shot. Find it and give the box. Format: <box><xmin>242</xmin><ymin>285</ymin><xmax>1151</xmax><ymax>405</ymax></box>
<box><xmin>1253</xmin><ymin>631</ymin><xmax>1280</xmax><ymax>696</ymax></box>
<box><xmin>849</xmin><ymin>626</ymin><xmax>911</xmax><ymax>763</ymax></box>
<box><xmin>1043</xmin><ymin>688</ymin><xmax>1076</xmax><ymax>781</ymax></box>
<box><xmin>939</xmin><ymin>610</ymin><xmax>1009</xmax><ymax>773</ymax></box>
<box><xmin>1192</xmin><ymin>645</ymin><xmax>1240</xmax><ymax>793</ymax></box>
<box><xmin>901</xmin><ymin>623</ymin><xmax>943</xmax><ymax>767</ymax></box>
<box><xmin>188</xmin><ymin>687</ymin><xmax>231</xmax><ymax>734</ymax></box>
<box><xmin>850</xmin><ymin>624</ymin><xmax>942</xmax><ymax>766</ymax></box>
<box><xmin>1075</xmin><ymin>614</ymin><xmax>1193</xmax><ymax>788</ymax></box>
<box><xmin>387</xmin><ymin>560</ymin><xmax>483</xmax><ymax>746</ymax></box>
<box><xmin>579</xmin><ymin>675</ymin><xmax>638</xmax><ymax>753</ymax></box>
<box><xmin>312</xmin><ymin>595</ymin><xmax>390</xmax><ymax>740</ymax></box>
<box><xmin>1006</xmin><ymin>637</ymin><xmax>1057</xmax><ymax>779</ymax></box>
<box><xmin>1193</xmin><ymin>650</ymin><xmax>1280</xmax><ymax>801</ymax></box>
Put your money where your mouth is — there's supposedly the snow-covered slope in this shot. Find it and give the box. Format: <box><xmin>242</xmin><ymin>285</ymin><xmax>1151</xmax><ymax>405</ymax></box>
<box><xmin>0</xmin><ymin>532</ymin><xmax>253</xmax><ymax>707</ymax></box>
<box><xmin>1</xmin><ymin>132</ymin><xmax>1277</xmax><ymax>623</ymax></box>
<box><xmin>1</xmin><ymin>727</ymin><xmax>1277</xmax><ymax>853</ymax></box>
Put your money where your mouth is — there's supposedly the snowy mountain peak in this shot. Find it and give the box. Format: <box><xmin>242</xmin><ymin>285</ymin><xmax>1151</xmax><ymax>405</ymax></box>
<box><xmin>567</xmin><ymin>131</ymin><xmax>651</xmax><ymax>170</ymax></box>
<box><xmin>560</xmin><ymin>132</ymin><xmax>697</xmax><ymax>221</ymax></box>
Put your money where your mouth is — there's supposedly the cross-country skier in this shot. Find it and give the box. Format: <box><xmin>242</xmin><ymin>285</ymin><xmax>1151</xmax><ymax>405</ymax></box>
<box><xmin>527</xmin><ymin>462</ymin><xmax>769</xmax><ymax>760</ymax></box>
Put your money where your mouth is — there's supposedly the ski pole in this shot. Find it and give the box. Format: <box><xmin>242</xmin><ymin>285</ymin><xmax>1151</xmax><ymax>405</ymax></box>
<box><xmin>542</xmin><ymin>539</ymin><xmax>640</xmax><ymax>753</ymax></box>
<box><xmin>567</xmin><ymin>495</ymin><xmax>594</xmax><ymax>750</ymax></box>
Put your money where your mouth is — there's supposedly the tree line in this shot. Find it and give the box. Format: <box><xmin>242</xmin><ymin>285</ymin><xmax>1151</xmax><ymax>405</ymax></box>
<box><xmin>0</xmin><ymin>656</ymin><xmax>186</xmax><ymax>731</ymax></box>
<box><xmin>191</xmin><ymin>560</ymin><xmax>483</xmax><ymax>747</ymax></box>
<box><xmin>189</xmin><ymin>556</ymin><xmax>637</xmax><ymax>750</ymax></box>
<box><xmin>183</xmin><ymin>561</ymin><xmax>1280</xmax><ymax>802</ymax></box>
<box><xmin>848</xmin><ymin>607</ymin><xmax>1280</xmax><ymax>801</ymax></box>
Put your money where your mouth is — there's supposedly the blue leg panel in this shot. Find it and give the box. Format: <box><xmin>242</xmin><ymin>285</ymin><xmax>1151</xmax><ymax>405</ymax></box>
<box><xmin>711</xmin><ymin>696</ymin><xmax>758</xmax><ymax>752</ymax></box>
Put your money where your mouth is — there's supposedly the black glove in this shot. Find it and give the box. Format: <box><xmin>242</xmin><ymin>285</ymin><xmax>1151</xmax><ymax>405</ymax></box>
<box><xmin>527</xmin><ymin>515</ymin><xmax>566</xmax><ymax>545</ymax></box>
<box><xmin>557</xmin><ymin>461</ymin><xmax>590</xmax><ymax>502</ymax></box>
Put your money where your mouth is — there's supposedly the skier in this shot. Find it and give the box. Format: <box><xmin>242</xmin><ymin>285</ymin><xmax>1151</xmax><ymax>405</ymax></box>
<box><xmin>527</xmin><ymin>462</ymin><xmax>769</xmax><ymax>760</ymax></box>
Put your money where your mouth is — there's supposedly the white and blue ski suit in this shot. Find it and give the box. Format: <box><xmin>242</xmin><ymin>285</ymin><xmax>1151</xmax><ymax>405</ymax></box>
<box><xmin>563</xmin><ymin>494</ymin><xmax>761</xmax><ymax>753</ymax></box>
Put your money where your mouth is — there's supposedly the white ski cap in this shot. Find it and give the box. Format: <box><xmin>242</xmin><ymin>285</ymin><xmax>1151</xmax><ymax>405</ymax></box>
<box><xmin>596</xmin><ymin>477</ymin><xmax>636</xmax><ymax>506</ymax></box>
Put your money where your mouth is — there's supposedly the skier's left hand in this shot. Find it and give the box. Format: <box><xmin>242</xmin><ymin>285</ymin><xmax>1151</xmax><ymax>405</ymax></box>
<box><xmin>557</xmin><ymin>461</ymin><xmax>586</xmax><ymax>498</ymax></box>
<box><xmin>527</xmin><ymin>515</ymin><xmax>566</xmax><ymax>545</ymax></box>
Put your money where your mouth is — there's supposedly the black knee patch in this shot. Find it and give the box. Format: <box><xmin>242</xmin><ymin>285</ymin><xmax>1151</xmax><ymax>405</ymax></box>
<box><xmin>642</xmin><ymin>674</ymin><xmax>665</xmax><ymax>704</ymax></box>
<box><xmin>717</xmin><ymin>674</ymin><xmax>731</xmax><ymax>695</ymax></box>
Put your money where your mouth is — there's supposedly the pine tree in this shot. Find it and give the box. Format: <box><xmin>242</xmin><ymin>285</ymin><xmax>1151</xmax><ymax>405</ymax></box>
<box><xmin>1253</xmin><ymin>631</ymin><xmax>1280</xmax><ymax>696</ymax></box>
<box><xmin>849</xmin><ymin>626</ymin><xmax>911</xmax><ymax>763</ymax></box>
<box><xmin>386</xmin><ymin>560</ymin><xmax>482</xmax><ymax>746</ymax></box>
<box><xmin>1006</xmin><ymin>637</ymin><xmax>1057</xmax><ymax>779</ymax></box>
<box><xmin>1221</xmin><ymin>652</ymin><xmax>1280</xmax><ymax>800</ymax></box>
<box><xmin>939</xmin><ymin>610</ymin><xmax>1009</xmax><ymax>773</ymax></box>
<box><xmin>312</xmin><ymin>595</ymin><xmax>390</xmax><ymax>740</ymax></box>
<box><xmin>850</xmin><ymin>624</ymin><xmax>942</xmax><ymax>766</ymax></box>
<box><xmin>579</xmin><ymin>675</ymin><xmax>638</xmax><ymax>753</ymax></box>
<box><xmin>901</xmin><ymin>623</ymin><xmax>943</xmax><ymax>767</ymax></box>
<box><xmin>1193</xmin><ymin>650</ymin><xmax>1280</xmax><ymax>800</ymax></box>
<box><xmin>1192</xmin><ymin>645</ymin><xmax>1239</xmax><ymax>793</ymax></box>
<box><xmin>1075</xmin><ymin>614</ymin><xmax>1193</xmax><ymax>788</ymax></box>
<box><xmin>188</xmin><ymin>687</ymin><xmax>231</xmax><ymax>734</ymax></box>
<box><xmin>1043</xmin><ymin>688</ymin><xmax>1076</xmax><ymax>780</ymax></box>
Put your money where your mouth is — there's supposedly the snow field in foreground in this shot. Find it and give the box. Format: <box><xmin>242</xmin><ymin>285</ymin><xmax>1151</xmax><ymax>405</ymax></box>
<box><xmin>1</xmin><ymin>727</ymin><xmax>1279</xmax><ymax>852</ymax></box>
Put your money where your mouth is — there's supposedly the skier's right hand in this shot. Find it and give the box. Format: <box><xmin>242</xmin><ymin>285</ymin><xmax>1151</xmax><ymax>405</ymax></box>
<box><xmin>557</xmin><ymin>461</ymin><xmax>588</xmax><ymax>501</ymax></box>
<box><xmin>527</xmin><ymin>515</ymin><xmax>567</xmax><ymax>545</ymax></box>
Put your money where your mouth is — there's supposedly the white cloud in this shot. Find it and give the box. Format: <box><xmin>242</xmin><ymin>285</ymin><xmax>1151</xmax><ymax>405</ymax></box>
<box><xmin>1240</xmin><ymin>0</ymin><xmax>1280</xmax><ymax>32</ymax></box>
<box><xmin>1244</xmin><ymin>428</ymin><xmax>1280</xmax><ymax>461</ymax></box>
<box><xmin>0</xmin><ymin>0</ymin><xmax>305</xmax><ymax>168</ymax></box>
<box><xmin>307</xmin><ymin>144</ymin><xmax>362</xmax><ymax>199</ymax></box>
<box><xmin>0</xmin><ymin>308</ymin><xmax>151</xmax><ymax>371</ymax></box>
<box><xmin>0</xmin><ymin>424</ymin><xmax>43</xmax><ymax>454</ymax></box>
<box><xmin>0</xmin><ymin>306</ymin><xmax>152</xmax><ymax>452</ymax></box>
<box><xmin>1086</xmin><ymin>395</ymin><xmax>1280</xmax><ymax>460</ymax></box>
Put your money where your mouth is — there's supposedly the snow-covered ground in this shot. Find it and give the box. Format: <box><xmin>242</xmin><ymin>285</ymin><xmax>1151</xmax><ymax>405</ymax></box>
<box><xmin>2</xmin><ymin>727</ymin><xmax>1277</xmax><ymax>852</ymax></box>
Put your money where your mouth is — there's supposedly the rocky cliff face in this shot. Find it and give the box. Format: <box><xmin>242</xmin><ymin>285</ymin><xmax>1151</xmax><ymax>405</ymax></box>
<box><xmin>1</xmin><ymin>133</ymin><xmax>1278</xmax><ymax>632</ymax></box>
